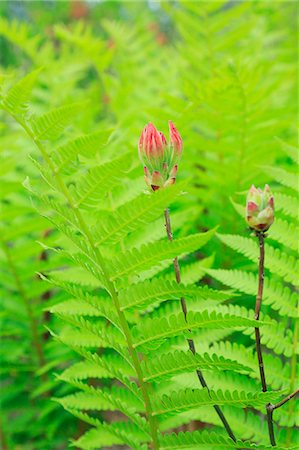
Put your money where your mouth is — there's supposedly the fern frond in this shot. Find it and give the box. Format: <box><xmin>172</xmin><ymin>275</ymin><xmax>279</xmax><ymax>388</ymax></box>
<box><xmin>261</xmin><ymin>165</ymin><xmax>298</xmax><ymax>192</ymax></box>
<box><xmin>68</xmin><ymin>347</ymin><xmax>140</xmax><ymax>399</ymax></box>
<box><xmin>111</xmin><ymin>229</ymin><xmax>215</xmax><ymax>280</ymax></box>
<box><xmin>51</xmin><ymin>129</ymin><xmax>113</xmax><ymax>174</ymax></box>
<box><xmin>60</xmin><ymin>360</ymin><xmax>111</xmax><ymax>381</ymax></box>
<box><xmin>142</xmin><ymin>350</ymin><xmax>252</xmax><ymax>382</ymax></box>
<box><xmin>58</xmin><ymin>326</ymin><xmax>104</xmax><ymax>348</ymax></box>
<box><xmin>31</xmin><ymin>103</ymin><xmax>85</xmax><ymax>140</ymax></box>
<box><xmin>48</xmin><ymin>297</ymin><xmax>120</xmax><ymax>329</ymax></box>
<box><xmin>57</xmin><ymin>382</ymin><xmax>147</xmax><ymax>432</ymax></box>
<box><xmin>275</xmin><ymin>193</ymin><xmax>298</xmax><ymax>218</ymax></box>
<box><xmin>205</xmin><ymin>341</ymin><xmax>291</xmax><ymax>390</ymax></box>
<box><xmin>93</xmin><ymin>182</ymin><xmax>186</xmax><ymax>246</ymax></box>
<box><xmin>217</xmin><ymin>234</ymin><xmax>298</xmax><ymax>286</ymax></box>
<box><xmin>159</xmin><ymin>429</ymin><xmax>299</xmax><ymax>450</ymax></box>
<box><xmin>269</xmin><ymin>217</ymin><xmax>299</xmax><ymax>252</ymax></box>
<box><xmin>72</xmin><ymin>154</ymin><xmax>131</xmax><ymax>208</ymax></box>
<box><xmin>132</xmin><ymin>309</ymin><xmax>260</xmax><ymax>351</ymax></box>
<box><xmin>72</xmin><ymin>421</ymin><xmax>148</xmax><ymax>450</ymax></box>
<box><xmin>119</xmin><ymin>277</ymin><xmax>231</xmax><ymax>311</ymax></box>
<box><xmin>152</xmin><ymin>387</ymin><xmax>283</xmax><ymax>416</ymax></box>
<box><xmin>243</xmin><ymin>321</ymin><xmax>295</xmax><ymax>358</ymax></box>
<box><xmin>56</xmin><ymin>315</ymin><xmax>129</xmax><ymax>361</ymax></box>
<box><xmin>72</xmin><ymin>424</ymin><xmax>123</xmax><ymax>449</ymax></box>
<box><xmin>1</xmin><ymin>68</ymin><xmax>41</xmax><ymax>115</ymax></box>
<box><xmin>208</xmin><ymin>268</ymin><xmax>297</xmax><ymax>317</ymax></box>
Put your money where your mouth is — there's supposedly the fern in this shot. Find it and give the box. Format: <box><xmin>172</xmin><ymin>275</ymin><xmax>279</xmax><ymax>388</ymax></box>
<box><xmin>152</xmin><ymin>387</ymin><xmax>282</xmax><ymax>416</ymax></box>
<box><xmin>1</xmin><ymin>68</ymin><xmax>42</xmax><ymax>114</ymax></box>
<box><xmin>119</xmin><ymin>277</ymin><xmax>232</xmax><ymax>311</ymax></box>
<box><xmin>31</xmin><ymin>103</ymin><xmax>86</xmax><ymax>140</ymax></box>
<box><xmin>159</xmin><ymin>430</ymin><xmax>299</xmax><ymax>450</ymax></box>
<box><xmin>217</xmin><ymin>233</ymin><xmax>298</xmax><ymax>286</ymax></box>
<box><xmin>142</xmin><ymin>350</ymin><xmax>252</xmax><ymax>382</ymax></box>
<box><xmin>51</xmin><ymin>129</ymin><xmax>113</xmax><ymax>174</ymax></box>
<box><xmin>133</xmin><ymin>309</ymin><xmax>261</xmax><ymax>351</ymax></box>
<box><xmin>1</xmin><ymin>3</ymin><xmax>297</xmax><ymax>449</ymax></box>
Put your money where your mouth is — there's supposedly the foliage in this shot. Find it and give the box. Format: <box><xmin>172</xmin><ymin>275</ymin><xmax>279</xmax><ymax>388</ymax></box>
<box><xmin>0</xmin><ymin>1</ymin><xmax>297</xmax><ymax>450</ymax></box>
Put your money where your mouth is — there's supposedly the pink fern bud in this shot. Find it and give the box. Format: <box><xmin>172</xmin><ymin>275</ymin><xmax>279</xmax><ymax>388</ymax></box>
<box><xmin>246</xmin><ymin>184</ymin><xmax>274</xmax><ymax>232</ymax></box>
<box><xmin>138</xmin><ymin>121</ymin><xmax>183</xmax><ymax>191</ymax></box>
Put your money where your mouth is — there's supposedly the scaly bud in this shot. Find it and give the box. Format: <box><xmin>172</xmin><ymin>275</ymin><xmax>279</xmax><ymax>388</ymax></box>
<box><xmin>245</xmin><ymin>184</ymin><xmax>274</xmax><ymax>232</ymax></box>
<box><xmin>138</xmin><ymin>121</ymin><xmax>183</xmax><ymax>191</ymax></box>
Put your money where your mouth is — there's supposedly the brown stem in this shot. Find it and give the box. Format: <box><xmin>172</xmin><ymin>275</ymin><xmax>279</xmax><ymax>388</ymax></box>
<box><xmin>164</xmin><ymin>208</ymin><xmax>237</xmax><ymax>442</ymax></box>
<box><xmin>269</xmin><ymin>389</ymin><xmax>299</xmax><ymax>411</ymax></box>
<box><xmin>254</xmin><ymin>232</ymin><xmax>276</xmax><ymax>446</ymax></box>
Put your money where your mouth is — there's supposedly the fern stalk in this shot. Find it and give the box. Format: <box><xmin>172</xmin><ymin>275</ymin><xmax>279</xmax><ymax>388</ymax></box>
<box><xmin>254</xmin><ymin>232</ymin><xmax>276</xmax><ymax>446</ymax></box>
<box><xmin>1</xmin><ymin>241</ymin><xmax>46</xmax><ymax>370</ymax></box>
<box><xmin>163</xmin><ymin>208</ymin><xmax>237</xmax><ymax>442</ymax></box>
<box><xmin>10</xmin><ymin>114</ymin><xmax>160</xmax><ymax>450</ymax></box>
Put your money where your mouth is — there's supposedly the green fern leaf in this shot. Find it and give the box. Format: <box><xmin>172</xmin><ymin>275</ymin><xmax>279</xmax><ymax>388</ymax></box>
<box><xmin>66</xmin><ymin>347</ymin><xmax>140</xmax><ymax>399</ymax></box>
<box><xmin>208</xmin><ymin>268</ymin><xmax>297</xmax><ymax>317</ymax></box>
<box><xmin>72</xmin><ymin>421</ymin><xmax>148</xmax><ymax>450</ymax></box>
<box><xmin>142</xmin><ymin>350</ymin><xmax>252</xmax><ymax>382</ymax></box>
<box><xmin>72</xmin><ymin>154</ymin><xmax>130</xmax><ymax>208</ymax></box>
<box><xmin>48</xmin><ymin>297</ymin><xmax>120</xmax><ymax>330</ymax></box>
<box><xmin>152</xmin><ymin>387</ymin><xmax>283</xmax><ymax>416</ymax></box>
<box><xmin>51</xmin><ymin>129</ymin><xmax>113</xmax><ymax>174</ymax></box>
<box><xmin>269</xmin><ymin>217</ymin><xmax>299</xmax><ymax>251</ymax></box>
<box><xmin>31</xmin><ymin>102</ymin><xmax>84</xmax><ymax>139</ymax></box>
<box><xmin>159</xmin><ymin>429</ymin><xmax>299</xmax><ymax>449</ymax></box>
<box><xmin>119</xmin><ymin>277</ymin><xmax>232</xmax><ymax>311</ymax></box>
<box><xmin>111</xmin><ymin>229</ymin><xmax>216</xmax><ymax>280</ymax></box>
<box><xmin>132</xmin><ymin>309</ymin><xmax>261</xmax><ymax>351</ymax></box>
<box><xmin>93</xmin><ymin>182</ymin><xmax>186</xmax><ymax>246</ymax></box>
<box><xmin>204</xmin><ymin>341</ymin><xmax>290</xmax><ymax>390</ymax></box>
<box><xmin>57</xmin><ymin>315</ymin><xmax>129</xmax><ymax>361</ymax></box>
<box><xmin>276</xmin><ymin>138</ymin><xmax>298</xmax><ymax>164</ymax></box>
<box><xmin>72</xmin><ymin>425</ymin><xmax>123</xmax><ymax>449</ymax></box>
<box><xmin>261</xmin><ymin>165</ymin><xmax>298</xmax><ymax>192</ymax></box>
<box><xmin>243</xmin><ymin>320</ymin><xmax>294</xmax><ymax>357</ymax></box>
<box><xmin>275</xmin><ymin>193</ymin><xmax>298</xmax><ymax>218</ymax></box>
<box><xmin>2</xmin><ymin>68</ymin><xmax>41</xmax><ymax>114</ymax></box>
<box><xmin>57</xmin><ymin>381</ymin><xmax>146</xmax><ymax>432</ymax></box>
<box><xmin>217</xmin><ymin>234</ymin><xmax>298</xmax><ymax>286</ymax></box>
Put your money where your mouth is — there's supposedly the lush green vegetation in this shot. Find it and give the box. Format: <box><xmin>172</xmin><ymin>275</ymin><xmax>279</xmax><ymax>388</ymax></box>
<box><xmin>0</xmin><ymin>1</ymin><xmax>297</xmax><ymax>449</ymax></box>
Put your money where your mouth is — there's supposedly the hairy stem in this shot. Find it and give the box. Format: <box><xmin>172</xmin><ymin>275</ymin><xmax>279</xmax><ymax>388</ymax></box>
<box><xmin>254</xmin><ymin>232</ymin><xmax>276</xmax><ymax>446</ymax></box>
<box><xmin>11</xmin><ymin>114</ymin><xmax>159</xmax><ymax>450</ymax></box>
<box><xmin>2</xmin><ymin>241</ymin><xmax>45</xmax><ymax>369</ymax></box>
<box><xmin>164</xmin><ymin>208</ymin><xmax>236</xmax><ymax>442</ymax></box>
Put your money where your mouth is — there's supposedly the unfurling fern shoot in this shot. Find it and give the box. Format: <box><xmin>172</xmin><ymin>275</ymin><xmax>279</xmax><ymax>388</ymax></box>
<box><xmin>245</xmin><ymin>185</ymin><xmax>299</xmax><ymax>446</ymax></box>
<box><xmin>138</xmin><ymin>121</ymin><xmax>237</xmax><ymax>442</ymax></box>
